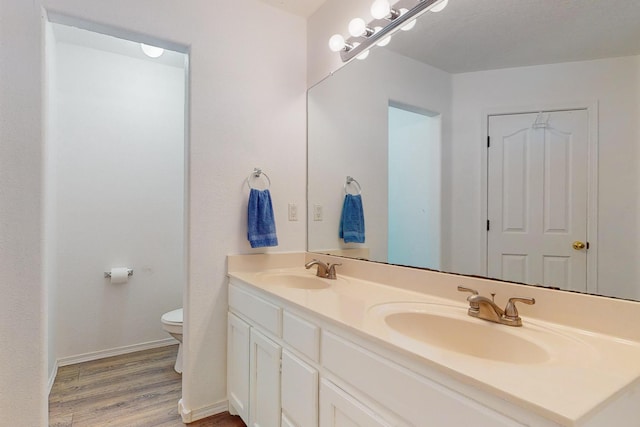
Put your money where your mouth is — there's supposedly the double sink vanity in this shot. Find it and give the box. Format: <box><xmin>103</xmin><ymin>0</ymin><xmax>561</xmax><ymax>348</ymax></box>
<box><xmin>226</xmin><ymin>253</ymin><xmax>640</xmax><ymax>427</ymax></box>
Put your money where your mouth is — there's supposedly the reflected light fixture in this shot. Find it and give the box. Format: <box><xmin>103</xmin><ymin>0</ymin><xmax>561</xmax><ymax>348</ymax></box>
<box><xmin>431</xmin><ymin>0</ymin><xmax>449</xmax><ymax>12</ymax></box>
<box><xmin>329</xmin><ymin>0</ymin><xmax>449</xmax><ymax>62</ymax></box>
<box><xmin>354</xmin><ymin>43</ymin><xmax>370</xmax><ymax>60</ymax></box>
<box><xmin>399</xmin><ymin>9</ymin><xmax>417</xmax><ymax>31</ymax></box>
<box><xmin>374</xmin><ymin>27</ymin><xmax>392</xmax><ymax>47</ymax></box>
<box><xmin>140</xmin><ymin>43</ymin><xmax>164</xmax><ymax>58</ymax></box>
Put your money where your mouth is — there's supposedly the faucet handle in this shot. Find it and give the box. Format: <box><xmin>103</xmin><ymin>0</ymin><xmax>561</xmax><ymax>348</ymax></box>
<box><xmin>458</xmin><ymin>286</ymin><xmax>478</xmax><ymax>306</ymax></box>
<box><xmin>504</xmin><ymin>297</ymin><xmax>536</xmax><ymax>319</ymax></box>
<box><xmin>327</xmin><ymin>263</ymin><xmax>342</xmax><ymax>280</ymax></box>
<box><xmin>457</xmin><ymin>286</ymin><xmax>480</xmax><ymax>310</ymax></box>
<box><xmin>305</xmin><ymin>259</ymin><xmax>329</xmax><ymax>277</ymax></box>
<box><xmin>457</xmin><ymin>286</ymin><xmax>479</xmax><ymax>296</ymax></box>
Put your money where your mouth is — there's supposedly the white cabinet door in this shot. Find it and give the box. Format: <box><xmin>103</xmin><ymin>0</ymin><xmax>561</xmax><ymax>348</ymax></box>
<box><xmin>228</xmin><ymin>312</ymin><xmax>250</xmax><ymax>423</ymax></box>
<box><xmin>250</xmin><ymin>328</ymin><xmax>282</xmax><ymax>427</ymax></box>
<box><xmin>281</xmin><ymin>349</ymin><xmax>318</xmax><ymax>427</ymax></box>
<box><xmin>319</xmin><ymin>379</ymin><xmax>390</xmax><ymax>427</ymax></box>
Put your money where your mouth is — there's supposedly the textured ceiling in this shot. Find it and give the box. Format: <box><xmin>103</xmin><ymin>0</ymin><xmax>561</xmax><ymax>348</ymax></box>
<box><xmin>386</xmin><ymin>0</ymin><xmax>640</xmax><ymax>73</ymax></box>
<box><xmin>52</xmin><ymin>1</ymin><xmax>640</xmax><ymax>74</ymax></box>
<box><xmin>258</xmin><ymin>0</ymin><xmax>327</xmax><ymax>17</ymax></box>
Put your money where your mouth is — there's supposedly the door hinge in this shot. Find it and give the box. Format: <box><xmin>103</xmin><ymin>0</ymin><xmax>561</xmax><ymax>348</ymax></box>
<box><xmin>487</xmin><ymin>136</ymin><xmax>491</xmax><ymax>148</ymax></box>
<box><xmin>487</xmin><ymin>220</ymin><xmax>490</xmax><ymax>231</ymax></box>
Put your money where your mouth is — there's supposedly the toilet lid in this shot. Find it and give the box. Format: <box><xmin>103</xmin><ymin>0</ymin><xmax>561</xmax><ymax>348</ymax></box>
<box><xmin>162</xmin><ymin>308</ymin><xmax>183</xmax><ymax>325</ymax></box>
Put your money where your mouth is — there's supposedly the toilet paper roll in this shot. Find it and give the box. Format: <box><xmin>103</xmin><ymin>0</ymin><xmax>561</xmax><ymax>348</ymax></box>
<box><xmin>110</xmin><ymin>267</ymin><xmax>130</xmax><ymax>284</ymax></box>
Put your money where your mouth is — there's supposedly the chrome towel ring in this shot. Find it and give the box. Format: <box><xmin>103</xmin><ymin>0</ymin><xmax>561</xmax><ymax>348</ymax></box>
<box><xmin>246</xmin><ymin>168</ymin><xmax>271</xmax><ymax>190</ymax></box>
<box><xmin>344</xmin><ymin>176</ymin><xmax>362</xmax><ymax>195</ymax></box>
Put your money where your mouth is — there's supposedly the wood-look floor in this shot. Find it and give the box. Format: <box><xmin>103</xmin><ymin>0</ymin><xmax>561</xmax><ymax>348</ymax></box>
<box><xmin>49</xmin><ymin>345</ymin><xmax>246</xmax><ymax>427</ymax></box>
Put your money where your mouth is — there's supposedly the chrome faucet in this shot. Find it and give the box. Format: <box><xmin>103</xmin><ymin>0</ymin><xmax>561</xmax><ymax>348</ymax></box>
<box><xmin>305</xmin><ymin>259</ymin><xmax>341</xmax><ymax>279</ymax></box>
<box><xmin>458</xmin><ymin>286</ymin><xmax>535</xmax><ymax>327</ymax></box>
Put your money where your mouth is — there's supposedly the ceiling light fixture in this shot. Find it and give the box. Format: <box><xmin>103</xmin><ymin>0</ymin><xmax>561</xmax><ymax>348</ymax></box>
<box><xmin>329</xmin><ymin>0</ymin><xmax>447</xmax><ymax>63</ymax></box>
<box><xmin>140</xmin><ymin>43</ymin><xmax>164</xmax><ymax>58</ymax></box>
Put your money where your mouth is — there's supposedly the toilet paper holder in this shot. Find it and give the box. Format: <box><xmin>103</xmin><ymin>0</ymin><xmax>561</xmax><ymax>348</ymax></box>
<box><xmin>104</xmin><ymin>269</ymin><xmax>134</xmax><ymax>278</ymax></box>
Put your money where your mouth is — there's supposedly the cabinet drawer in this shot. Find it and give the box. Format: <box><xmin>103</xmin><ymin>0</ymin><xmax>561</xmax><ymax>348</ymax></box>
<box><xmin>320</xmin><ymin>378</ymin><xmax>391</xmax><ymax>427</ymax></box>
<box><xmin>229</xmin><ymin>283</ymin><xmax>282</xmax><ymax>336</ymax></box>
<box><xmin>283</xmin><ymin>310</ymin><xmax>320</xmax><ymax>362</ymax></box>
<box><xmin>322</xmin><ymin>331</ymin><xmax>525</xmax><ymax>427</ymax></box>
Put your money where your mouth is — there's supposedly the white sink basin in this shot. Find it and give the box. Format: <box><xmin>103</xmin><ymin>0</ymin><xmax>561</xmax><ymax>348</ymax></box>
<box><xmin>256</xmin><ymin>272</ymin><xmax>345</xmax><ymax>290</ymax></box>
<box><xmin>369</xmin><ymin>302</ymin><xmax>594</xmax><ymax>365</ymax></box>
<box><xmin>384</xmin><ymin>311</ymin><xmax>550</xmax><ymax>363</ymax></box>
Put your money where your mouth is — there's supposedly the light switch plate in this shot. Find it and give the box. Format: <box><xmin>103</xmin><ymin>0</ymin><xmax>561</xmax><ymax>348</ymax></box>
<box><xmin>313</xmin><ymin>204</ymin><xmax>323</xmax><ymax>221</ymax></box>
<box><xmin>288</xmin><ymin>203</ymin><xmax>298</xmax><ymax>221</ymax></box>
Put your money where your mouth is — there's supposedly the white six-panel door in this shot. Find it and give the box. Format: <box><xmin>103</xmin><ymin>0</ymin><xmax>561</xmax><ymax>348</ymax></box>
<box><xmin>487</xmin><ymin>110</ymin><xmax>589</xmax><ymax>292</ymax></box>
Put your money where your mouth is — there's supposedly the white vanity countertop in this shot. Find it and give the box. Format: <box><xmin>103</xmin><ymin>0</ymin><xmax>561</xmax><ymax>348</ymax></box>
<box><xmin>228</xmin><ymin>261</ymin><xmax>640</xmax><ymax>427</ymax></box>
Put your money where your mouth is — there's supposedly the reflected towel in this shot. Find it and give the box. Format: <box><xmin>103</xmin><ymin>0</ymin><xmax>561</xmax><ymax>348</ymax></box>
<box><xmin>248</xmin><ymin>188</ymin><xmax>278</xmax><ymax>248</ymax></box>
<box><xmin>339</xmin><ymin>194</ymin><xmax>365</xmax><ymax>243</ymax></box>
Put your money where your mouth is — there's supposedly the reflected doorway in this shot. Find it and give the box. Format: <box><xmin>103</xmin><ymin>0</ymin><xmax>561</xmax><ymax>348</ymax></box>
<box><xmin>388</xmin><ymin>104</ymin><xmax>441</xmax><ymax>269</ymax></box>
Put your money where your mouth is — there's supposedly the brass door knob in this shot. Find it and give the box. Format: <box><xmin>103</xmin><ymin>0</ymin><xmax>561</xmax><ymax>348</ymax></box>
<box><xmin>573</xmin><ymin>241</ymin><xmax>586</xmax><ymax>250</ymax></box>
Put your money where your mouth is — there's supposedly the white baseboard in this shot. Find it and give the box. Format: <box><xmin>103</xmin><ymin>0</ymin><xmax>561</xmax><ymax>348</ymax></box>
<box><xmin>57</xmin><ymin>337</ymin><xmax>178</xmax><ymax>367</ymax></box>
<box><xmin>179</xmin><ymin>398</ymin><xmax>228</xmax><ymax>423</ymax></box>
<box><xmin>48</xmin><ymin>360</ymin><xmax>59</xmax><ymax>395</ymax></box>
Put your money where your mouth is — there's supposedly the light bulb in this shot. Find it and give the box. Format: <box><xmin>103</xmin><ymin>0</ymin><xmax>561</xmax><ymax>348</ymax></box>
<box><xmin>329</xmin><ymin>34</ymin><xmax>346</xmax><ymax>52</ymax></box>
<box><xmin>357</xmin><ymin>50</ymin><xmax>370</xmax><ymax>60</ymax></box>
<box><xmin>374</xmin><ymin>27</ymin><xmax>392</xmax><ymax>47</ymax></box>
<box><xmin>378</xmin><ymin>35</ymin><xmax>392</xmax><ymax>47</ymax></box>
<box><xmin>351</xmin><ymin>43</ymin><xmax>369</xmax><ymax>60</ymax></box>
<box><xmin>371</xmin><ymin>0</ymin><xmax>391</xmax><ymax>19</ymax></box>
<box><xmin>349</xmin><ymin>18</ymin><xmax>367</xmax><ymax>37</ymax></box>
<box><xmin>431</xmin><ymin>0</ymin><xmax>449</xmax><ymax>12</ymax></box>
<box><xmin>140</xmin><ymin>43</ymin><xmax>164</xmax><ymax>58</ymax></box>
<box><xmin>399</xmin><ymin>9</ymin><xmax>416</xmax><ymax>31</ymax></box>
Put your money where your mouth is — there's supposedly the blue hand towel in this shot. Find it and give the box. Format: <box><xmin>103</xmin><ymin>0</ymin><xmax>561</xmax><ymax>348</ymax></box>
<box><xmin>248</xmin><ymin>188</ymin><xmax>278</xmax><ymax>248</ymax></box>
<box><xmin>339</xmin><ymin>194</ymin><xmax>365</xmax><ymax>243</ymax></box>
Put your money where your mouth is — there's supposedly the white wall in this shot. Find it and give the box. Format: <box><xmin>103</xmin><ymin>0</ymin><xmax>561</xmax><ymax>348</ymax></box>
<box><xmin>0</xmin><ymin>2</ymin><xmax>47</xmax><ymax>425</ymax></box>
<box><xmin>637</xmin><ymin>61</ymin><xmax>640</xmax><ymax>301</ymax></box>
<box><xmin>1</xmin><ymin>0</ymin><xmax>307</xmax><ymax>423</ymax></box>
<box><xmin>52</xmin><ymin>39</ymin><xmax>185</xmax><ymax>361</ymax></box>
<box><xmin>307</xmin><ymin>47</ymin><xmax>451</xmax><ymax>263</ymax></box>
<box><xmin>451</xmin><ymin>56</ymin><xmax>640</xmax><ymax>300</ymax></box>
<box><xmin>44</xmin><ymin>20</ymin><xmax>59</xmax><ymax>388</ymax></box>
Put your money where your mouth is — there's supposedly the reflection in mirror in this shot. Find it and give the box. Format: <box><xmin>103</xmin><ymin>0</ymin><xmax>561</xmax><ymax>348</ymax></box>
<box><xmin>307</xmin><ymin>0</ymin><xmax>640</xmax><ymax>301</ymax></box>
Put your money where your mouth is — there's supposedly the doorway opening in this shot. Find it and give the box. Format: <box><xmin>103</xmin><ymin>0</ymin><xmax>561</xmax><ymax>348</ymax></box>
<box><xmin>43</xmin><ymin>18</ymin><xmax>190</xmax><ymax>393</ymax></box>
<box><xmin>388</xmin><ymin>104</ymin><xmax>441</xmax><ymax>269</ymax></box>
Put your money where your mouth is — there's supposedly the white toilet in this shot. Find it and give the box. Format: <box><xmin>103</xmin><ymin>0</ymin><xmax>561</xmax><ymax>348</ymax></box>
<box><xmin>161</xmin><ymin>308</ymin><xmax>183</xmax><ymax>373</ymax></box>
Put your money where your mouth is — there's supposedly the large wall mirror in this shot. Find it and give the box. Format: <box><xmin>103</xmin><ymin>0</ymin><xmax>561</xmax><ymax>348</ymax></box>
<box><xmin>307</xmin><ymin>0</ymin><xmax>640</xmax><ymax>301</ymax></box>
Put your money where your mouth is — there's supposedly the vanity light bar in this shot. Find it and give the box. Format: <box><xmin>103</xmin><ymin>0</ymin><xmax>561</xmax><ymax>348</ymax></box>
<box><xmin>337</xmin><ymin>0</ymin><xmax>442</xmax><ymax>62</ymax></box>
